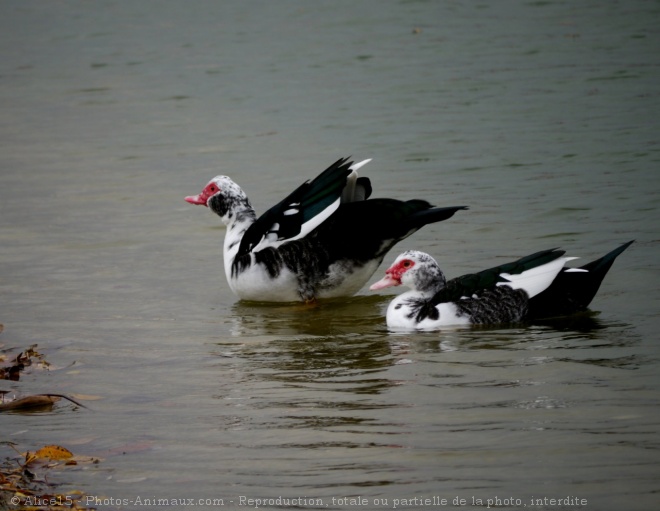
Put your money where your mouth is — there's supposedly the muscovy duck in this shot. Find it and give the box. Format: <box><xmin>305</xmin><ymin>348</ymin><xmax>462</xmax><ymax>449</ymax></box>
<box><xmin>370</xmin><ymin>241</ymin><xmax>633</xmax><ymax>329</ymax></box>
<box><xmin>185</xmin><ymin>157</ymin><xmax>468</xmax><ymax>302</ymax></box>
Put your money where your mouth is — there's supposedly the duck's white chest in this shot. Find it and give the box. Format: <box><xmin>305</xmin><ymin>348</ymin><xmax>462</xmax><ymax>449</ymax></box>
<box><xmin>221</xmin><ymin>222</ymin><xmax>380</xmax><ymax>302</ymax></box>
<box><xmin>385</xmin><ymin>294</ymin><xmax>471</xmax><ymax>330</ymax></box>
<box><xmin>227</xmin><ymin>258</ymin><xmax>379</xmax><ymax>302</ymax></box>
<box><xmin>229</xmin><ymin>262</ymin><xmax>301</xmax><ymax>302</ymax></box>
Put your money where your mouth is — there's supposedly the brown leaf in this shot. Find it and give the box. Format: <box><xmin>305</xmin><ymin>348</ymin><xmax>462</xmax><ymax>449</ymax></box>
<box><xmin>33</xmin><ymin>445</ymin><xmax>73</xmax><ymax>461</ymax></box>
<box><xmin>0</xmin><ymin>395</ymin><xmax>59</xmax><ymax>411</ymax></box>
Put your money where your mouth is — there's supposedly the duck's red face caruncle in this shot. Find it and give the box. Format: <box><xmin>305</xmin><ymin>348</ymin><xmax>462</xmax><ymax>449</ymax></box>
<box><xmin>369</xmin><ymin>258</ymin><xmax>415</xmax><ymax>290</ymax></box>
<box><xmin>185</xmin><ymin>181</ymin><xmax>220</xmax><ymax>207</ymax></box>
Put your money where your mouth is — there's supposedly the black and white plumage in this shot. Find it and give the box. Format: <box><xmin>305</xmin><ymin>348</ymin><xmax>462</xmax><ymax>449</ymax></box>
<box><xmin>185</xmin><ymin>157</ymin><xmax>467</xmax><ymax>302</ymax></box>
<box><xmin>370</xmin><ymin>241</ymin><xmax>633</xmax><ymax>329</ymax></box>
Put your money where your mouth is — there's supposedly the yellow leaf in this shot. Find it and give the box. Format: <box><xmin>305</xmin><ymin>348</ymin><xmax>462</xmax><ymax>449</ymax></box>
<box><xmin>34</xmin><ymin>445</ymin><xmax>73</xmax><ymax>460</ymax></box>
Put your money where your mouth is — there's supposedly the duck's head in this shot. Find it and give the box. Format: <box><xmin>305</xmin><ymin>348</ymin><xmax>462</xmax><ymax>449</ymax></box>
<box><xmin>370</xmin><ymin>250</ymin><xmax>446</xmax><ymax>294</ymax></box>
<box><xmin>185</xmin><ymin>176</ymin><xmax>250</xmax><ymax>221</ymax></box>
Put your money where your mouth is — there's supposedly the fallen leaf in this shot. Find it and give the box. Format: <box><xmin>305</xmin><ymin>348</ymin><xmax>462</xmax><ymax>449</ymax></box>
<box><xmin>33</xmin><ymin>445</ymin><xmax>73</xmax><ymax>461</ymax></box>
<box><xmin>0</xmin><ymin>395</ymin><xmax>59</xmax><ymax>411</ymax></box>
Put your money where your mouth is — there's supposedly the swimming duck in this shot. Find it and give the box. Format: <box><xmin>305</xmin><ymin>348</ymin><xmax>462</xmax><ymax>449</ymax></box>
<box><xmin>370</xmin><ymin>241</ymin><xmax>633</xmax><ymax>329</ymax></box>
<box><xmin>185</xmin><ymin>157</ymin><xmax>467</xmax><ymax>302</ymax></box>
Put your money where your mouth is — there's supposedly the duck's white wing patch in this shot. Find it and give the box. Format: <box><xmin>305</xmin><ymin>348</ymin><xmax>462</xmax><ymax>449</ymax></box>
<box><xmin>294</xmin><ymin>197</ymin><xmax>340</xmax><ymax>239</ymax></box>
<box><xmin>248</xmin><ymin>158</ymin><xmax>372</xmax><ymax>253</ymax></box>
<box><xmin>498</xmin><ymin>257</ymin><xmax>579</xmax><ymax>298</ymax></box>
<box><xmin>251</xmin><ymin>197</ymin><xmax>341</xmax><ymax>252</ymax></box>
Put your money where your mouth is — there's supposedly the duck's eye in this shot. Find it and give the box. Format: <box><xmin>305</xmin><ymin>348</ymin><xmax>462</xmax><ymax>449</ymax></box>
<box><xmin>402</xmin><ymin>260</ymin><xmax>412</xmax><ymax>268</ymax></box>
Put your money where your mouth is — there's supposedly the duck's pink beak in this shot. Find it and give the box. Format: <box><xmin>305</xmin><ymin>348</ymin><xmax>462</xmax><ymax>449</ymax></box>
<box><xmin>185</xmin><ymin>193</ymin><xmax>208</xmax><ymax>206</ymax></box>
<box><xmin>369</xmin><ymin>274</ymin><xmax>400</xmax><ymax>291</ymax></box>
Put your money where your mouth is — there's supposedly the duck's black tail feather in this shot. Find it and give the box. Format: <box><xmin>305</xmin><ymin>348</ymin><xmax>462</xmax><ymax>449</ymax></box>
<box><xmin>404</xmin><ymin>202</ymin><xmax>469</xmax><ymax>231</ymax></box>
<box><xmin>528</xmin><ymin>240</ymin><xmax>634</xmax><ymax>319</ymax></box>
<box><xmin>321</xmin><ymin>199</ymin><xmax>467</xmax><ymax>261</ymax></box>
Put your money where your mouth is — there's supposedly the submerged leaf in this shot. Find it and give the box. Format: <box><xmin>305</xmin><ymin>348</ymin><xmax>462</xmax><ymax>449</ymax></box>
<box><xmin>0</xmin><ymin>395</ymin><xmax>59</xmax><ymax>411</ymax></box>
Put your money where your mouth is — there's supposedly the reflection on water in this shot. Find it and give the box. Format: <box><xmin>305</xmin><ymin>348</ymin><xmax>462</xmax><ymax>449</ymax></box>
<box><xmin>207</xmin><ymin>300</ymin><xmax>646</xmax><ymax>436</ymax></box>
<box><xmin>185</xmin><ymin>305</ymin><xmax>656</xmax><ymax>502</ymax></box>
<box><xmin>227</xmin><ymin>296</ymin><xmax>390</xmax><ymax>337</ymax></box>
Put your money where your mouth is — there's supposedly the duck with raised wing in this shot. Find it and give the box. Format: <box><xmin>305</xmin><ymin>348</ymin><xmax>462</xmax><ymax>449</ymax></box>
<box><xmin>185</xmin><ymin>157</ymin><xmax>468</xmax><ymax>302</ymax></box>
<box><xmin>370</xmin><ymin>241</ymin><xmax>633</xmax><ymax>329</ymax></box>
